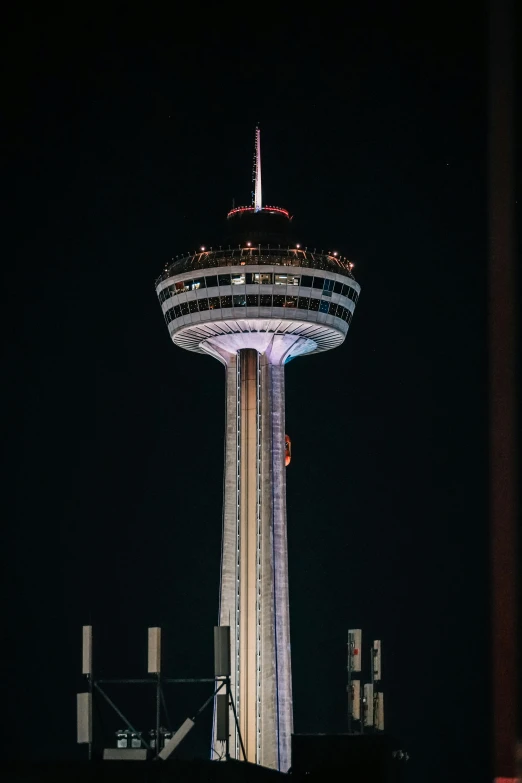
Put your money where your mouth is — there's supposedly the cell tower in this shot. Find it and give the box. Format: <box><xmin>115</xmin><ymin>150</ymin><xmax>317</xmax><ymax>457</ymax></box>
<box><xmin>155</xmin><ymin>129</ymin><xmax>361</xmax><ymax>771</ymax></box>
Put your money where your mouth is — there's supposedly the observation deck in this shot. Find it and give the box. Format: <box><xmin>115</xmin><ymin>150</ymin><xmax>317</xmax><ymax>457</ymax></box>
<box><xmin>155</xmin><ymin>246</ymin><xmax>360</xmax><ymax>362</ymax></box>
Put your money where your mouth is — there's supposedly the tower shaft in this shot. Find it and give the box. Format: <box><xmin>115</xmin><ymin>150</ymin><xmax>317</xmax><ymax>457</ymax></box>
<box><xmin>219</xmin><ymin>348</ymin><xmax>292</xmax><ymax>770</ymax></box>
<box><xmin>253</xmin><ymin>127</ymin><xmax>262</xmax><ymax>212</ymax></box>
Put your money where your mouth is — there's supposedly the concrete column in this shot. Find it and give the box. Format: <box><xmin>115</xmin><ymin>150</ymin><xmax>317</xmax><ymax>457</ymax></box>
<box><xmin>216</xmin><ymin>348</ymin><xmax>292</xmax><ymax>772</ymax></box>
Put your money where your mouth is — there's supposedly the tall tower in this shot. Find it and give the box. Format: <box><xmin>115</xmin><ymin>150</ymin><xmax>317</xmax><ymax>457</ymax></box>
<box><xmin>155</xmin><ymin>130</ymin><xmax>360</xmax><ymax>771</ymax></box>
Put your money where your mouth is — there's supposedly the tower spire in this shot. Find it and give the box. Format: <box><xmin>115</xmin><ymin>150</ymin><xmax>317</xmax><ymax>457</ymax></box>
<box><xmin>253</xmin><ymin>126</ymin><xmax>262</xmax><ymax>212</ymax></box>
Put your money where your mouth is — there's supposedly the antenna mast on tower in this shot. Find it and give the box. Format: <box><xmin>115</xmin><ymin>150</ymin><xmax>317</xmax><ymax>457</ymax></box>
<box><xmin>252</xmin><ymin>126</ymin><xmax>262</xmax><ymax>212</ymax></box>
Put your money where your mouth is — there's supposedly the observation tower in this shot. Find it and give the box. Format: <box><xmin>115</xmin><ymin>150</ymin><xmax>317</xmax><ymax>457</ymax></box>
<box><xmin>155</xmin><ymin>129</ymin><xmax>360</xmax><ymax>771</ymax></box>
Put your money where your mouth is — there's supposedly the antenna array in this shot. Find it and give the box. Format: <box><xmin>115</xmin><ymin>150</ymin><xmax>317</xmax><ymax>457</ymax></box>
<box><xmin>347</xmin><ymin>630</ymin><xmax>385</xmax><ymax>735</ymax></box>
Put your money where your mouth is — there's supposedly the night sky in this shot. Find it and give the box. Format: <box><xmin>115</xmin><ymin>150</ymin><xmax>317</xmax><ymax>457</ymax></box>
<box><xmin>4</xmin><ymin>4</ymin><xmax>491</xmax><ymax>780</ymax></box>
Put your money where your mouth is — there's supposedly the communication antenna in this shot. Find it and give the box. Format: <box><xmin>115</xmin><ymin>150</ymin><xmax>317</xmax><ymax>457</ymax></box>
<box><xmin>363</xmin><ymin>684</ymin><xmax>374</xmax><ymax>727</ymax></box>
<box><xmin>349</xmin><ymin>679</ymin><xmax>361</xmax><ymax>722</ymax></box>
<box><xmin>372</xmin><ymin>640</ymin><xmax>382</xmax><ymax>682</ymax></box>
<box><xmin>374</xmin><ymin>692</ymin><xmax>385</xmax><ymax>731</ymax></box>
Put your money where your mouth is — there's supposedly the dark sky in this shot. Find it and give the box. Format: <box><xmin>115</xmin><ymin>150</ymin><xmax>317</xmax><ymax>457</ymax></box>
<box><xmin>4</xmin><ymin>4</ymin><xmax>491</xmax><ymax>780</ymax></box>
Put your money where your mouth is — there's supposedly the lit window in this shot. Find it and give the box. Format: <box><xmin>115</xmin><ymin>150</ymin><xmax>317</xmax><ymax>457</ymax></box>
<box><xmin>231</xmin><ymin>274</ymin><xmax>245</xmax><ymax>285</ymax></box>
<box><xmin>192</xmin><ymin>278</ymin><xmax>206</xmax><ymax>290</ymax></box>
<box><xmin>254</xmin><ymin>273</ymin><xmax>272</xmax><ymax>284</ymax></box>
<box><xmin>284</xmin><ymin>296</ymin><xmax>297</xmax><ymax>308</ymax></box>
<box><xmin>275</xmin><ymin>273</ymin><xmax>299</xmax><ymax>285</ymax></box>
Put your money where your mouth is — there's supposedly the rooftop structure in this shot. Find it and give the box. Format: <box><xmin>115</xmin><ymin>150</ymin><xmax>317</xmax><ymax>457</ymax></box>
<box><xmin>155</xmin><ymin>129</ymin><xmax>360</xmax><ymax>771</ymax></box>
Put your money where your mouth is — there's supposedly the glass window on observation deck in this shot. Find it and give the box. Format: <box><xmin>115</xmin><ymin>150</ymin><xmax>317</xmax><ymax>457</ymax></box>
<box><xmin>309</xmin><ymin>297</ymin><xmax>320</xmax><ymax>311</ymax></box>
<box><xmin>192</xmin><ymin>278</ymin><xmax>206</xmax><ymax>290</ymax></box>
<box><xmin>297</xmin><ymin>296</ymin><xmax>309</xmax><ymax>309</ymax></box>
<box><xmin>198</xmin><ymin>298</ymin><xmax>209</xmax><ymax>311</ymax></box>
<box><xmin>220</xmin><ymin>295</ymin><xmax>232</xmax><ymax>308</ymax></box>
<box><xmin>260</xmin><ymin>294</ymin><xmax>272</xmax><ymax>307</ymax></box>
<box><xmin>233</xmin><ymin>295</ymin><xmax>247</xmax><ymax>307</ymax></box>
<box><xmin>312</xmin><ymin>277</ymin><xmax>325</xmax><ymax>290</ymax></box>
<box><xmin>322</xmin><ymin>279</ymin><xmax>334</xmax><ymax>296</ymax></box>
<box><xmin>319</xmin><ymin>300</ymin><xmax>329</xmax><ymax>313</ymax></box>
<box><xmin>208</xmin><ymin>296</ymin><xmax>220</xmax><ymax>310</ymax></box>
<box><xmin>218</xmin><ymin>274</ymin><xmax>231</xmax><ymax>286</ymax></box>
<box><xmin>180</xmin><ymin>302</ymin><xmax>189</xmax><ymax>315</ymax></box>
<box><xmin>246</xmin><ymin>295</ymin><xmax>259</xmax><ymax>306</ymax></box>
<box><xmin>189</xmin><ymin>300</ymin><xmax>198</xmax><ymax>314</ymax></box>
<box><xmin>301</xmin><ymin>275</ymin><xmax>313</xmax><ymax>287</ymax></box>
<box><xmin>285</xmin><ymin>296</ymin><xmax>297</xmax><ymax>308</ymax></box>
<box><xmin>275</xmin><ymin>273</ymin><xmax>300</xmax><ymax>285</ymax></box>
<box><xmin>175</xmin><ymin>280</ymin><xmax>189</xmax><ymax>294</ymax></box>
<box><xmin>254</xmin><ymin>273</ymin><xmax>272</xmax><ymax>284</ymax></box>
<box><xmin>206</xmin><ymin>275</ymin><xmax>218</xmax><ymax>288</ymax></box>
<box><xmin>334</xmin><ymin>281</ymin><xmax>343</xmax><ymax>295</ymax></box>
<box><xmin>231</xmin><ymin>274</ymin><xmax>245</xmax><ymax>285</ymax></box>
<box><xmin>273</xmin><ymin>295</ymin><xmax>285</xmax><ymax>307</ymax></box>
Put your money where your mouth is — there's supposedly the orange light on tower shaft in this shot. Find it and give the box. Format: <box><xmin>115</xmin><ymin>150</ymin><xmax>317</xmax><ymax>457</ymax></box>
<box><xmin>285</xmin><ymin>435</ymin><xmax>291</xmax><ymax>466</ymax></box>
